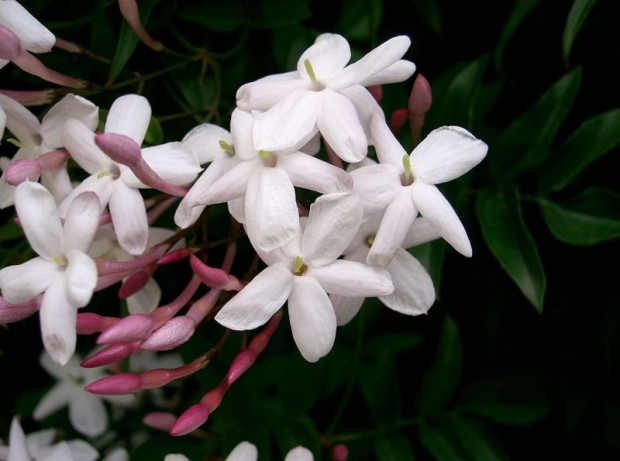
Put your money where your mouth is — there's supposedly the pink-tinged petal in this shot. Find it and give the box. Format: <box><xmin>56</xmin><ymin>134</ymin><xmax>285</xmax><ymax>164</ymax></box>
<box><xmin>63</xmin><ymin>192</ymin><xmax>101</xmax><ymax>253</ymax></box>
<box><xmin>182</xmin><ymin>123</ymin><xmax>232</xmax><ymax>165</ymax></box>
<box><xmin>381</xmin><ymin>248</ymin><xmax>435</xmax><ymax>315</ymax></box>
<box><xmin>14</xmin><ymin>181</ymin><xmax>64</xmax><ymax>259</ymax></box>
<box><xmin>297</xmin><ymin>33</ymin><xmax>351</xmax><ymax>81</ymax></box>
<box><xmin>33</xmin><ymin>381</ymin><xmax>71</xmax><ymax>420</ymax></box>
<box><xmin>0</xmin><ymin>257</ymin><xmax>57</xmax><ymax>303</ymax></box>
<box><xmin>339</xmin><ymin>84</ymin><xmax>381</xmax><ymax>139</ymax></box>
<box><xmin>358</xmin><ymin>60</ymin><xmax>416</xmax><ymax>87</ymax></box>
<box><xmin>244</xmin><ymin>167</ymin><xmax>299</xmax><ymax>253</ymax></box>
<box><xmin>104</xmin><ymin>94</ymin><xmax>151</xmax><ymax>145</ymax></box>
<box><xmin>0</xmin><ymin>92</ymin><xmax>40</xmax><ymax>144</ymax></box>
<box><xmin>350</xmin><ymin>163</ymin><xmax>400</xmax><ymax>213</ymax></box>
<box><xmin>411</xmin><ymin>182</ymin><xmax>472</xmax><ymax>257</ymax></box>
<box><xmin>316</xmin><ymin>90</ymin><xmax>367</xmax><ymax>163</ymax></box>
<box><xmin>65</xmin><ymin>250</ymin><xmax>97</xmax><ymax>307</ymax></box>
<box><xmin>58</xmin><ymin>173</ymin><xmax>114</xmax><ymax>218</ymax></box>
<box><xmin>62</xmin><ymin>118</ymin><xmax>113</xmax><ymax>174</ymax></box>
<box><xmin>367</xmin><ymin>190</ymin><xmax>417</xmax><ymax>267</ymax></box>
<box><xmin>288</xmin><ymin>276</ymin><xmax>336</xmax><ymax>362</ymax></box>
<box><xmin>230</xmin><ymin>108</ymin><xmax>258</xmax><ymax>161</ymax></box>
<box><xmin>215</xmin><ymin>263</ymin><xmax>293</xmax><ymax>330</ymax></box>
<box><xmin>280</xmin><ymin>151</ymin><xmax>352</xmax><ymax>194</ymax></box>
<box><xmin>39</xmin><ymin>275</ymin><xmax>76</xmax><ymax>365</ymax></box>
<box><xmin>225</xmin><ymin>442</ymin><xmax>258</xmax><ymax>461</ymax></box>
<box><xmin>109</xmin><ymin>182</ymin><xmax>149</xmax><ymax>256</ymax></box>
<box><xmin>69</xmin><ymin>391</ymin><xmax>108</xmax><ymax>437</ymax></box>
<box><xmin>330</xmin><ymin>294</ymin><xmax>364</xmax><ymax>326</ymax></box>
<box><xmin>311</xmin><ymin>259</ymin><xmax>393</xmax><ymax>297</ymax></box>
<box><xmin>40</xmin><ymin>94</ymin><xmax>98</xmax><ymax>149</ymax></box>
<box><xmin>329</xmin><ymin>36</ymin><xmax>411</xmax><ymax>90</ymax></box>
<box><xmin>7</xmin><ymin>418</ymin><xmax>30</xmax><ymax>461</ymax></box>
<box><xmin>0</xmin><ymin>0</ymin><xmax>55</xmax><ymax>53</ymax></box>
<box><xmin>285</xmin><ymin>446</ymin><xmax>314</xmax><ymax>461</ymax></box>
<box><xmin>370</xmin><ymin>110</ymin><xmax>408</xmax><ymax>168</ymax></box>
<box><xmin>253</xmin><ymin>89</ymin><xmax>321</xmax><ymax>153</ymax></box>
<box><xmin>236</xmin><ymin>71</ymin><xmax>304</xmax><ymax>111</ymax></box>
<box><xmin>412</xmin><ymin>126</ymin><xmax>488</xmax><ymax>184</ymax></box>
<box><xmin>402</xmin><ymin>217</ymin><xmax>440</xmax><ymax>248</ymax></box>
<box><xmin>127</xmin><ymin>277</ymin><xmax>161</xmax><ymax>314</ymax></box>
<box><xmin>301</xmin><ymin>192</ymin><xmax>362</xmax><ymax>265</ymax></box>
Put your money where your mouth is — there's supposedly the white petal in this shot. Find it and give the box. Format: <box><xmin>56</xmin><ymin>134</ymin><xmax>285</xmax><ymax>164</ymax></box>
<box><xmin>244</xmin><ymin>167</ymin><xmax>299</xmax><ymax>253</ymax></box>
<box><xmin>215</xmin><ymin>263</ymin><xmax>293</xmax><ymax>330</ymax></box>
<box><xmin>301</xmin><ymin>192</ymin><xmax>362</xmax><ymax>265</ymax></box>
<box><xmin>182</xmin><ymin>122</ymin><xmax>232</xmax><ymax>165</ymax></box>
<box><xmin>40</xmin><ymin>94</ymin><xmax>99</xmax><ymax>149</ymax></box>
<box><xmin>381</xmin><ymin>248</ymin><xmax>435</xmax><ymax>315</ymax></box>
<box><xmin>69</xmin><ymin>391</ymin><xmax>108</xmax><ymax>437</ymax></box>
<box><xmin>280</xmin><ymin>151</ymin><xmax>353</xmax><ymax>194</ymax></box>
<box><xmin>288</xmin><ymin>276</ymin><xmax>336</xmax><ymax>362</ymax></box>
<box><xmin>25</xmin><ymin>428</ymin><xmax>56</xmax><ymax>458</ymax></box>
<box><xmin>39</xmin><ymin>275</ymin><xmax>77</xmax><ymax>365</ymax></box>
<box><xmin>38</xmin><ymin>442</ymin><xmax>74</xmax><ymax>461</ymax></box>
<box><xmin>285</xmin><ymin>446</ymin><xmax>314</xmax><ymax>461</ymax></box>
<box><xmin>412</xmin><ymin>126</ymin><xmax>488</xmax><ymax>184</ymax></box>
<box><xmin>230</xmin><ymin>108</ymin><xmax>258</xmax><ymax>161</ymax></box>
<box><xmin>350</xmin><ymin>163</ymin><xmax>400</xmax><ymax>213</ymax></box>
<box><xmin>0</xmin><ymin>106</ymin><xmax>5</xmax><ymax>139</ymax></box>
<box><xmin>370</xmin><ymin>110</ymin><xmax>408</xmax><ymax>167</ymax></box>
<box><xmin>65</xmin><ymin>250</ymin><xmax>97</xmax><ymax>307</ymax></box>
<box><xmin>165</xmin><ymin>456</ymin><xmax>190</xmax><ymax>461</ymax></box>
<box><xmin>225</xmin><ymin>442</ymin><xmax>258</xmax><ymax>461</ymax></box>
<box><xmin>0</xmin><ymin>93</ymin><xmax>40</xmax><ymax>144</ymax></box>
<box><xmin>109</xmin><ymin>182</ymin><xmax>148</xmax><ymax>255</ymax></box>
<box><xmin>62</xmin><ymin>118</ymin><xmax>113</xmax><ymax>174</ymax></box>
<box><xmin>40</xmin><ymin>167</ymin><xmax>73</xmax><ymax>204</ymax></box>
<box><xmin>411</xmin><ymin>182</ymin><xmax>472</xmax><ymax>257</ymax></box>
<box><xmin>367</xmin><ymin>190</ymin><xmax>417</xmax><ymax>267</ymax></box>
<box><xmin>236</xmin><ymin>71</ymin><xmax>304</xmax><ymax>111</ymax></box>
<box><xmin>339</xmin><ymin>84</ymin><xmax>381</xmax><ymax>140</ymax></box>
<box><xmin>329</xmin><ymin>36</ymin><xmax>411</xmax><ymax>90</ymax></box>
<box><xmin>316</xmin><ymin>90</ymin><xmax>367</xmax><ymax>163</ymax></box>
<box><xmin>58</xmin><ymin>173</ymin><xmax>114</xmax><ymax>218</ymax></box>
<box><xmin>197</xmin><ymin>159</ymin><xmax>254</xmax><ymax>206</ymax></box>
<box><xmin>63</xmin><ymin>191</ymin><xmax>101</xmax><ymax>253</ymax></box>
<box><xmin>104</xmin><ymin>94</ymin><xmax>151</xmax><ymax>145</ymax></box>
<box><xmin>39</xmin><ymin>349</ymin><xmax>82</xmax><ymax>380</ymax></box>
<box><xmin>253</xmin><ymin>89</ymin><xmax>321</xmax><ymax>153</ymax></box>
<box><xmin>66</xmin><ymin>440</ymin><xmax>99</xmax><ymax>461</ymax></box>
<box><xmin>311</xmin><ymin>259</ymin><xmax>393</xmax><ymax>297</ymax></box>
<box><xmin>136</xmin><ymin>142</ymin><xmax>201</xmax><ymax>186</ymax></box>
<box><xmin>0</xmin><ymin>0</ymin><xmax>55</xmax><ymax>53</ymax></box>
<box><xmin>330</xmin><ymin>294</ymin><xmax>364</xmax><ymax>326</ymax></box>
<box><xmin>402</xmin><ymin>217</ymin><xmax>440</xmax><ymax>248</ymax></box>
<box><xmin>7</xmin><ymin>418</ymin><xmax>31</xmax><ymax>461</ymax></box>
<box><xmin>0</xmin><ymin>257</ymin><xmax>56</xmax><ymax>303</ymax></box>
<box><xmin>126</xmin><ymin>277</ymin><xmax>161</xmax><ymax>314</ymax></box>
<box><xmin>297</xmin><ymin>33</ymin><xmax>351</xmax><ymax>80</ymax></box>
<box><xmin>227</xmin><ymin>196</ymin><xmax>245</xmax><ymax>224</ymax></box>
<box><xmin>102</xmin><ymin>447</ymin><xmax>129</xmax><ymax>461</ymax></box>
<box><xmin>33</xmin><ymin>381</ymin><xmax>71</xmax><ymax>420</ymax></box>
<box><xmin>14</xmin><ymin>181</ymin><xmax>63</xmax><ymax>259</ymax></box>
<box><xmin>358</xmin><ymin>59</ymin><xmax>416</xmax><ymax>87</ymax></box>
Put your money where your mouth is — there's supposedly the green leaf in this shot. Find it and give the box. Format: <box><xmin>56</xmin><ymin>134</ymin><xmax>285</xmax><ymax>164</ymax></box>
<box><xmin>451</xmin><ymin>416</ymin><xmax>509</xmax><ymax>461</ymax></box>
<box><xmin>493</xmin><ymin>0</ymin><xmax>541</xmax><ymax>75</ymax></box>
<box><xmin>0</xmin><ymin>219</ymin><xmax>24</xmax><ymax>242</ymax></box>
<box><xmin>108</xmin><ymin>0</ymin><xmax>162</xmax><ymax>83</ymax></box>
<box><xmin>416</xmin><ymin>316</ymin><xmax>463</xmax><ymax>414</ymax></box>
<box><xmin>251</xmin><ymin>0</ymin><xmax>311</xmax><ymax>29</ymax></box>
<box><xmin>374</xmin><ymin>432</ymin><xmax>416</xmax><ymax>461</ymax></box>
<box><xmin>178</xmin><ymin>1</ymin><xmax>245</xmax><ymax>32</ymax></box>
<box><xmin>539</xmin><ymin>108</ymin><xmax>620</xmax><ymax>192</ymax></box>
<box><xmin>490</xmin><ymin>67</ymin><xmax>582</xmax><ymax>182</ymax></box>
<box><xmin>563</xmin><ymin>0</ymin><xmax>598</xmax><ymax>65</ymax></box>
<box><xmin>337</xmin><ymin>0</ymin><xmax>383</xmax><ymax>42</ymax></box>
<box><xmin>539</xmin><ymin>189</ymin><xmax>620</xmax><ymax>245</ymax></box>
<box><xmin>144</xmin><ymin>117</ymin><xmax>163</xmax><ymax>145</ymax></box>
<box><xmin>476</xmin><ymin>188</ymin><xmax>546</xmax><ymax>311</ymax></box>
<box><xmin>359</xmin><ymin>352</ymin><xmax>401</xmax><ymax>424</ymax></box>
<box><xmin>418</xmin><ymin>419</ymin><xmax>468</xmax><ymax>461</ymax></box>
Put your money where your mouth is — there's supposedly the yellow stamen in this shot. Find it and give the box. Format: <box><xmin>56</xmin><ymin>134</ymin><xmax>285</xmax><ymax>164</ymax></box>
<box><xmin>258</xmin><ymin>150</ymin><xmax>271</xmax><ymax>159</ymax></box>
<box><xmin>97</xmin><ymin>170</ymin><xmax>111</xmax><ymax>179</ymax></box>
<box><xmin>219</xmin><ymin>140</ymin><xmax>235</xmax><ymax>156</ymax></box>
<box><xmin>402</xmin><ymin>154</ymin><xmax>413</xmax><ymax>185</ymax></box>
<box><xmin>304</xmin><ymin>59</ymin><xmax>318</xmax><ymax>88</ymax></box>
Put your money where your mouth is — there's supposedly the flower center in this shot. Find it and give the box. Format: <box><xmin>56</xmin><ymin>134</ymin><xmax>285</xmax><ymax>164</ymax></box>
<box><xmin>304</xmin><ymin>59</ymin><xmax>325</xmax><ymax>91</ymax></box>
<box><xmin>219</xmin><ymin>139</ymin><xmax>235</xmax><ymax>157</ymax></box>
<box><xmin>259</xmin><ymin>150</ymin><xmax>276</xmax><ymax>167</ymax></box>
<box><xmin>292</xmin><ymin>255</ymin><xmax>308</xmax><ymax>276</ymax></box>
<box><xmin>401</xmin><ymin>154</ymin><xmax>413</xmax><ymax>186</ymax></box>
<box><xmin>366</xmin><ymin>235</ymin><xmax>375</xmax><ymax>248</ymax></box>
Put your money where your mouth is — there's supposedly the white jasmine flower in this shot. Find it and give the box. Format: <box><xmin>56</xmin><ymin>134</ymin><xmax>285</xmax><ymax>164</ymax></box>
<box><xmin>237</xmin><ymin>33</ymin><xmax>415</xmax><ymax>162</ymax></box>
<box><xmin>164</xmin><ymin>441</ymin><xmax>313</xmax><ymax>461</ymax></box>
<box><xmin>33</xmin><ymin>351</ymin><xmax>134</xmax><ymax>438</ymax></box>
<box><xmin>215</xmin><ymin>192</ymin><xmax>393</xmax><ymax>362</ymax></box>
<box><xmin>0</xmin><ymin>181</ymin><xmax>100</xmax><ymax>364</ymax></box>
<box><xmin>351</xmin><ymin>112</ymin><xmax>488</xmax><ymax>266</ymax></box>
<box><xmin>0</xmin><ymin>93</ymin><xmax>99</xmax><ymax>207</ymax></box>
<box><xmin>60</xmin><ymin>94</ymin><xmax>201</xmax><ymax>255</ymax></box>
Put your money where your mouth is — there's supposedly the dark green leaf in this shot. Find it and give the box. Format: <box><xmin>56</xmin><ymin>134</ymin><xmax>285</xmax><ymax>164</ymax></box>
<box><xmin>563</xmin><ymin>0</ymin><xmax>598</xmax><ymax>65</ymax></box>
<box><xmin>359</xmin><ymin>352</ymin><xmax>401</xmax><ymax>424</ymax></box>
<box><xmin>178</xmin><ymin>1</ymin><xmax>245</xmax><ymax>32</ymax></box>
<box><xmin>490</xmin><ymin>67</ymin><xmax>582</xmax><ymax>181</ymax></box>
<box><xmin>374</xmin><ymin>432</ymin><xmax>416</xmax><ymax>461</ymax></box>
<box><xmin>418</xmin><ymin>419</ymin><xmax>468</xmax><ymax>461</ymax></box>
<box><xmin>337</xmin><ymin>0</ymin><xmax>383</xmax><ymax>42</ymax></box>
<box><xmin>251</xmin><ymin>0</ymin><xmax>311</xmax><ymax>29</ymax></box>
<box><xmin>451</xmin><ymin>416</ymin><xmax>509</xmax><ymax>461</ymax></box>
<box><xmin>539</xmin><ymin>108</ymin><xmax>620</xmax><ymax>192</ymax></box>
<box><xmin>539</xmin><ymin>189</ymin><xmax>620</xmax><ymax>245</ymax></box>
<box><xmin>476</xmin><ymin>188</ymin><xmax>546</xmax><ymax>311</ymax></box>
<box><xmin>0</xmin><ymin>219</ymin><xmax>23</xmax><ymax>242</ymax></box>
<box><xmin>416</xmin><ymin>316</ymin><xmax>463</xmax><ymax>414</ymax></box>
<box><xmin>366</xmin><ymin>333</ymin><xmax>423</xmax><ymax>357</ymax></box>
<box><xmin>144</xmin><ymin>117</ymin><xmax>163</xmax><ymax>145</ymax></box>
<box><xmin>493</xmin><ymin>0</ymin><xmax>541</xmax><ymax>75</ymax></box>
<box><xmin>409</xmin><ymin>239</ymin><xmax>446</xmax><ymax>294</ymax></box>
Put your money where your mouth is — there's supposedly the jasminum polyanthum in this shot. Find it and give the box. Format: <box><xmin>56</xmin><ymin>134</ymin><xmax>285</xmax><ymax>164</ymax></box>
<box><xmin>165</xmin><ymin>441</ymin><xmax>314</xmax><ymax>461</ymax></box>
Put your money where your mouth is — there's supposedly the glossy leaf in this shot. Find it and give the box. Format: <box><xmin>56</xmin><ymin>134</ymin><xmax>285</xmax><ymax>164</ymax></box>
<box><xmin>144</xmin><ymin>117</ymin><xmax>164</xmax><ymax>145</ymax></box>
<box><xmin>451</xmin><ymin>416</ymin><xmax>509</xmax><ymax>461</ymax></box>
<box><xmin>476</xmin><ymin>188</ymin><xmax>546</xmax><ymax>311</ymax></box>
<box><xmin>563</xmin><ymin>0</ymin><xmax>598</xmax><ymax>65</ymax></box>
<box><xmin>418</xmin><ymin>419</ymin><xmax>468</xmax><ymax>461</ymax></box>
<box><xmin>359</xmin><ymin>352</ymin><xmax>401</xmax><ymax>424</ymax></box>
<box><xmin>374</xmin><ymin>432</ymin><xmax>416</xmax><ymax>461</ymax></box>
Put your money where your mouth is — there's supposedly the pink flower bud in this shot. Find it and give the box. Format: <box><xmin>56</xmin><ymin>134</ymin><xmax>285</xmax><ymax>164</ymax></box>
<box><xmin>118</xmin><ymin>269</ymin><xmax>152</xmax><ymax>299</ymax></box>
<box><xmin>76</xmin><ymin>312</ymin><xmax>119</xmax><ymax>335</ymax></box>
<box><xmin>3</xmin><ymin>159</ymin><xmax>42</xmax><ymax>185</ymax></box>
<box><xmin>0</xmin><ymin>297</ymin><xmax>40</xmax><ymax>324</ymax></box>
<box><xmin>0</xmin><ymin>27</ymin><xmax>22</xmax><ymax>61</ymax></box>
<box><xmin>0</xmin><ymin>89</ymin><xmax>55</xmax><ymax>106</ymax></box>
<box><xmin>97</xmin><ymin>314</ymin><xmax>156</xmax><ymax>344</ymax></box>
<box><xmin>95</xmin><ymin>132</ymin><xmax>142</xmax><ymax>166</ymax></box>
<box><xmin>190</xmin><ymin>255</ymin><xmax>241</xmax><ymax>290</ymax></box>
<box><xmin>169</xmin><ymin>403</ymin><xmax>209</xmax><ymax>437</ymax></box>
<box><xmin>408</xmin><ymin>73</ymin><xmax>432</xmax><ymax>116</ymax></box>
<box><xmin>139</xmin><ymin>316</ymin><xmax>196</xmax><ymax>351</ymax></box>
<box><xmin>226</xmin><ymin>349</ymin><xmax>257</xmax><ymax>385</ymax></box>
<box><xmin>157</xmin><ymin>248</ymin><xmax>194</xmax><ymax>265</ymax></box>
<box><xmin>86</xmin><ymin>373</ymin><xmax>142</xmax><ymax>395</ymax></box>
<box><xmin>332</xmin><ymin>444</ymin><xmax>349</xmax><ymax>461</ymax></box>
<box><xmin>367</xmin><ymin>84</ymin><xmax>383</xmax><ymax>103</ymax></box>
<box><xmin>36</xmin><ymin>149</ymin><xmax>70</xmax><ymax>170</ymax></box>
<box><xmin>389</xmin><ymin>108</ymin><xmax>409</xmax><ymax>134</ymax></box>
<box><xmin>143</xmin><ymin>412</ymin><xmax>176</xmax><ymax>431</ymax></box>
<box><xmin>81</xmin><ymin>342</ymin><xmax>139</xmax><ymax>367</ymax></box>
<box><xmin>118</xmin><ymin>0</ymin><xmax>164</xmax><ymax>52</ymax></box>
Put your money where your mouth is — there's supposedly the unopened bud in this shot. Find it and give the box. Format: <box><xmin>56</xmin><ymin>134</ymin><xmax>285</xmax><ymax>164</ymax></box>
<box><xmin>86</xmin><ymin>373</ymin><xmax>142</xmax><ymax>395</ymax></box>
<box><xmin>0</xmin><ymin>27</ymin><xmax>22</xmax><ymax>61</ymax></box>
<box><xmin>169</xmin><ymin>403</ymin><xmax>209</xmax><ymax>437</ymax></box>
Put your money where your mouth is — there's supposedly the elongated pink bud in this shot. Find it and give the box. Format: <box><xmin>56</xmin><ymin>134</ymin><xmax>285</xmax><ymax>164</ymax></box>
<box><xmin>408</xmin><ymin>73</ymin><xmax>432</xmax><ymax>115</ymax></box>
<box><xmin>226</xmin><ymin>349</ymin><xmax>256</xmax><ymax>385</ymax></box>
<box><xmin>169</xmin><ymin>403</ymin><xmax>209</xmax><ymax>437</ymax></box>
<box><xmin>95</xmin><ymin>133</ymin><xmax>188</xmax><ymax>197</ymax></box>
<box><xmin>0</xmin><ymin>27</ymin><xmax>22</xmax><ymax>61</ymax></box>
<box><xmin>53</xmin><ymin>38</ymin><xmax>82</xmax><ymax>53</ymax></box>
<box><xmin>0</xmin><ymin>89</ymin><xmax>55</xmax><ymax>106</ymax></box>
<box><xmin>118</xmin><ymin>268</ymin><xmax>152</xmax><ymax>299</ymax></box>
<box><xmin>86</xmin><ymin>373</ymin><xmax>142</xmax><ymax>395</ymax></box>
<box><xmin>96</xmin><ymin>246</ymin><xmax>166</xmax><ymax>275</ymax></box>
<box><xmin>37</xmin><ymin>149</ymin><xmax>71</xmax><ymax>170</ymax></box>
<box><xmin>143</xmin><ymin>412</ymin><xmax>176</xmax><ymax>431</ymax></box>
<box><xmin>81</xmin><ymin>341</ymin><xmax>139</xmax><ymax>367</ymax></box>
<box><xmin>157</xmin><ymin>248</ymin><xmax>194</xmax><ymax>265</ymax></box>
<box><xmin>139</xmin><ymin>316</ymin><xmax>196</xmax><ymax>351</ymax></box>
<box><xmin>4</xmin><ymin>159</ymin><xmax>42</xmax><ymax>185</ymax></box>
<box><xmin>0</xmin><ymin>297</ymin><xmax>40</xmax><ymax>324</ymax></box>
<box><xmin>189</xmin><ymin>256</ymin><xmax>241</xmax><ymax>290</ymax></box>
<box><xmin>118</xmin><ymin>0</ymin><xmax>164</xmax><ymax>51</ymax></box>
<box><xmin>97</xmin><ymin>314</ymin><xmax>156</xmax><ymax>344</ymax></box>
<box><xmin>12</xmin><ymin>51</ymin><xmax>86</xmax><ymax>88</ymax></box>
<box><xmin>76</xmin><ymin>313</ymin><xmax>119</xmax><ymax>335</ymax></box>
<box><xmin>389</xmin><ymin>108</ymin><xmax>408</xmax><ymax>134</ymax></box>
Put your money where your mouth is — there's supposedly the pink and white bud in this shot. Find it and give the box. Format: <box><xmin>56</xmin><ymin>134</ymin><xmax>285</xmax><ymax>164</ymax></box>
<box><xmin>76</xmin><ymin>312</ymin><xmax>119</xmax><ymax>335</ymax></box>
<box><xmin>190</xmin><ymin>255</ymin><xmax>242</xmax><ymax>291</ymax></box>
<box><xmin>0</xmin><ymin>296</ymin><xmax>40</xmax><ymax>324</ymax></box>
<box><xmin>0</xmin><ymin>26</ymin><xmax>22</xmax><ymax>60</ymax></box>
<box><xmin>81</xmin><ymin>341</ymin><xmax>140</xmax><ymax>367</ymax></box>
<box><xmin>226</xmin><ymin>349</ymin><xmax>257</xmax><ymax>385</ymax></box>
<box><xmin>118</xmin><ymin>0</ymin><xmax>164</xmax><ymax>52</ymax></box>
<box><xmin>143</xmin><ymin>412</ymin><xmax>176</xmax><ymax>431</ymax></box>
<box><xmin>86</xmin><ymin>373</ymin><xmax>142</xmax><ymax>395</ymax></box>
<box><xmin>12</xmin><ymin>51</ymin><xmax>86</xmax><ymax>88</ymax></box>
<box><xmin>0</xmin><ymin>89</ymin><xmax>55</xmax><ymax>106</ymax></box>
<box><xmin>118</xmin><ymin>268</ymin><xmax>152</xmax><ymax>299</ymax></box>
<box><xmin>139</xmin><ymin>316</ymin><xmax>196</xmax><ymax>351</ymax></box>
<box><xmin>408</xmin><ymin>73</ymin><xmax>432</xmax><ymax>115</ymax></box>
<box><xmin>96</xmin><ymin>246</ymin><xmax>167</xmax><ymax>275</ymax></box>
<box><xmin>3</xmin><ymin>159</ymin><xmax>42</xmax><ymax>185</ymax></box>
<box><xmin>97</xmin><ymin>313</ymin><xmax>156</xmax><ymax>344</ymax></box>
<box><xmin>169</xmin><ymin>403</ymin><xmax>209</xmax><ymax>437</ymax></box>
<box><xmin>157</xmin><ymin>248</ymin><xmax>194</xmax><ymax>265</ymax></box>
